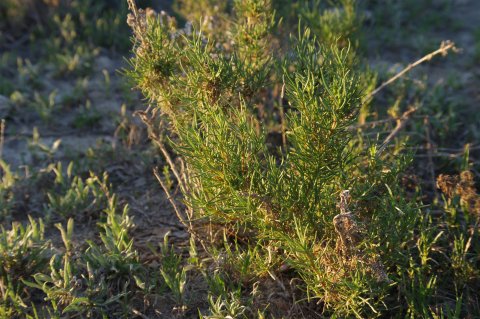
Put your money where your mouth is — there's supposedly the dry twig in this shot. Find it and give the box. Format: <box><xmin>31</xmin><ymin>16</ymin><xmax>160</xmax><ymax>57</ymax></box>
<box><xmin>135</xmin><ymin>109</ymin><xmax>187</xmax><ymax>194</ymax></box>
<box><xmin>375</xmin><ymin>107</ymin><xmax>417</xmax><ymax>156</ymax></box>
<box><xmin>333</xmin><ymin>190</ymin><xmax>391</xmax><ymax>282</ymax></box>
<box><xmin>358</xmin><ymin>41</ymin><xmax>458</xmax><ymax>157</ymax></box>
<box><xmin>153</xmin><ymin>167</ymin><xmax>189</xmax><ymax>230</ymax></box>
<box><xmin>364</xmin><ymin>40</ymin><xmax>458</xmax><ymax>105</ymax></box>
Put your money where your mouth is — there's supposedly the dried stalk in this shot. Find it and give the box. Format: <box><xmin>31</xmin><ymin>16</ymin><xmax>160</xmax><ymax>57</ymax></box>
<box><xmin>153</xmin><ymin>167</ymin><xmax>189</xmax><ymax>230</ymax></box>
<box><xmin>152</xmin><ymin>136</ymin><xmax>187</xmax><ymax>194</ymax></box>
<box><xmin>333</xmin><ymin>190</ymin><xmax>361</xmax><ymax>255</ymax></box>
<box><xmin>279</xmin><ymin>77</ymin><xmax>287</xmax><ymax>148</ymax></box>
<box><xmin>333</xmin><ymin>190</ymin><xmax>391</xmax><ymax>282</ymax></box>
<box><xmin>364</xmin><ymin>40</ymin><xmax>458</xmax><ymax>104</ymax></box>
<box><xmin>376</xmin><ymin>107</ymin><xmax>417</xmax><ymax>156</ymax></box>
<box><xmin>135</xmin><ymin>109</ymin><xmax>187</xmax><ymax>194</ymax></box>
<box><xmin>126</xmin><ymin>0</ymin><xmax>138</xmax><ymax>15</ymax></box>
<box><xmin>356</xmin><ymin>41</ymin><xmax>457</xmax><ymax>157</ymax></box>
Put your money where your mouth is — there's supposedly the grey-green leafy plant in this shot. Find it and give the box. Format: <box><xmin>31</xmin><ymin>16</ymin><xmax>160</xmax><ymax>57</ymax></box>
<box><xmin>25</xmin><ymin>194</ymin><xmax>144</xmax><ymax>317</ymax></box>
<box><xmin>159</xmin><ymin>232</ymin><xmax>188</xmax><ymax>307</ymax></box>
<box><xmin>0</xmin><ymin>217</ymin><xmax>52</xmax><ymax>316</ymax></box>
<box><xmin>46</xmin><ymin>162</ymin><xmax>109</xmax><ymax>219</ymax></box>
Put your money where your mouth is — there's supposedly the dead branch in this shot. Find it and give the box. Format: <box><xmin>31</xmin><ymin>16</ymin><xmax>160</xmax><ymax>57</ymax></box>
<box><xmin>375</xmin><ymin>107</ymin><xmax>418</xmax><ymax>156</ymax></box>
<box><xmin>153</xmin><ymin>167</ymin><xmax>189</xmax><ymax>230</ymax></box>
<box><xmin>363</xmin><ymin>40</ymin><xmax>458</xmax><ymax>105</ymax></box>
<box><xmin>135</xmin><ymin>109</ymin><xmax>187</xmax><ymax>195</ymax></box>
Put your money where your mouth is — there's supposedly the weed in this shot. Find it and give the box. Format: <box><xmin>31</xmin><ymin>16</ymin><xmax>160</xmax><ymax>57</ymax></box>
<box><xmin>22</xmin><ymin>189</ymin><xmax>146</xmax><ymax>317</ymax></box>
<box><xmin>159</xmin><ymin>232</ymin><xmax>188</xmax><ymax>308</ymax></box>
<box><xmin>60</xmin><ymin>77</ymin><xmax>90</xmax><ymax>107</ymax></box>
<box><xmin>31</xmin><ymin>90</ymin><xmax>58</xmax><ymax>122</ymax></box>
<box><xmin>72</xmin><ymin>102</ymin><xmax>102</xmax><ymax>129</ymax></box>
<box><xmin>46</xmin><ymin>162</ymin><xmax>109</xmax><ymax>219</ymax></box>
<box><xmin>28</xmin><ymin>128</ymin><xmax>62</xmax><ymax>161</ymax></box>
<box><xmin>0</xmin><ymin>217</ymin><xmax>52</xmax><ymax>316</ymax></box>
<box><xmin>0</xmin><ymin>160</ymin><xmax>16</xmax><ymax>221</ymax></box>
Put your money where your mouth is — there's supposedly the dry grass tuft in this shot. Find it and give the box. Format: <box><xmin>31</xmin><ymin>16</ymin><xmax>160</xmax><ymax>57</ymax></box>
<box><xmin>437</xmin><ymin>171</ymin><xmax>480</xmax><ymax>216</ymax></box>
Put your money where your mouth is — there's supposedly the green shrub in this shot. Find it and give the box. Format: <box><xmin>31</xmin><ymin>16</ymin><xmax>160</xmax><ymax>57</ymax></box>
<box><xmin>125</xmin><ymin>0</ymin><xmax>424</xmax><ymax>316</ymax></box>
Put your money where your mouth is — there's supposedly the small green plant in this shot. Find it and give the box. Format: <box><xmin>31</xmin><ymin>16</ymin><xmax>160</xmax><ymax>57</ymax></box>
<box><xmin>200</xmin><ymin>265</ymin><xmax>260</xmax><ymax>318</ymax></box>
<box><xmin>159</xmin><ymin>232</ymin><xmax>188</xmax><ymax>308</ymax></box>
<box><xmin>0</xmin><ymin>160</ymin><xmax>16</xmax><ymax>221</ymax></box>
<box><xmin>201</xmin><ymin>290</ymin><xmax>250</xmax><ymax>319</ymax></box>
<box><xmin>23</xmin><ymin>219</ymin><xmax>84</xmax><ymax>316</ymax></box>
<box><xmin>46</xmin><ymin>162</ymin><xmax>109</xmax><ymax>219</ymax></box>
<box><xmin>16</xmin><ymin>58</ymin><xmax>42</xmax><ymax>90</ymax></box>
<box><xmin>0</xmin><ymin>217</ymin><xmax>52</xmax><ymax>316</ymax></box>
<box><xmin>60</xmin><ymin>77</ymin><xmax>90</xmax><ymax>107</ymax></box>
<box><xmin>28</xmin><ymin>127</ymin><xmax>62</xmax><ymax>161</ymax></box>
<box><xmin>72</xmin><ymin>101</ymin><xmax>102</xmax><ymax>129</ymax></box>
<box><xmin>24</xmin><ymin>193</ymin><xmax>144</xmax><ymax>317</ymax></box>
<box><xmin>31</xmin><ymin>90</ymin><xmax>58</xmax><ymax>122</ymax></box>
<box><xmin>51</xmin><ymin>44</ymin><xmax>98</xmax><ymax>77</ymax></box>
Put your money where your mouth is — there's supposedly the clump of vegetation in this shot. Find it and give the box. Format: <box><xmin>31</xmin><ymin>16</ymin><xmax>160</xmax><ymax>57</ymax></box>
<box><xmin>437</xmin><ymin>170</ymin><xmax>480</xmax><ymax>216</ymax></box>
<box><xmin>0</xmin><ymin>0</ymin><xmax>478</xmax><ymax>317</ymax></box>
<box><xmin>0</xmin><ymin>160</ymin><xmax>16</xmax><ymax>221</ymax></box>
<box><xmin>126</xmin><ymin>0</ymin><xmax>479</xmax><ymax>317</ymax></box>
<box><xmin>46</xmin><ymin>162</ymin><xmax>110</xmax><ymax>219</ymax></box>
<box><xmin>0</xmin><ymin>217</ymin><xmax>52</xmax><ymax>317</ymax></box>
<box><xmin>23</xmin><ymin>199</ymin><xmax>143</xmax><ymax>318</ymax></box>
